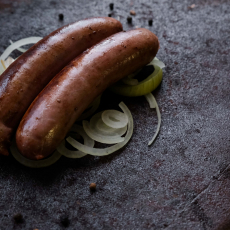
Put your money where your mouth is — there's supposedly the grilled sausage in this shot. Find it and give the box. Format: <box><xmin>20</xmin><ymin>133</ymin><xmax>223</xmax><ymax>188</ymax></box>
<box><xmin>16</xmin><ymin>28</ymin><xmax>159</xmax><ymax>160</ymax></box>
<box><xmin>0</xmin><ymin>17</ymin><xmax>122</xmax><ymax>156</ymax></box>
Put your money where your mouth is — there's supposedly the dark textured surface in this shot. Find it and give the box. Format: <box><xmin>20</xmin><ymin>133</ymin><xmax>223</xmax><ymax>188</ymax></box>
<box><xmin>0</xmin><ymin>0</ymin><xmax>230</xmax><ymax>229</ymax></box>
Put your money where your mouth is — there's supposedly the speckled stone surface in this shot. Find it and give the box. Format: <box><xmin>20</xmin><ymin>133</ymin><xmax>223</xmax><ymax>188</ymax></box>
<box><xmin>0</xmin><ymin>0</ymin><xmax>230</xmax><ymax>229</ymax></box>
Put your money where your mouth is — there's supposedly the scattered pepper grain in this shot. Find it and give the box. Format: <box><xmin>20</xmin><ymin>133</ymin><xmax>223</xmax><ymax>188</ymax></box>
<box><xmin>109</xmin><ymin>3</ymin><xmax>114</xmax><ymax>10</ymax></box>
<box><xmin>60</xmin><ymin>216</ymin><xmax>70</xmax><ymax>227</ymax></box>
<box><xmin>13</xmin><ymin>213</ymin><xmax>23</xmax><ymax>223</ymax></box>
<box><xmin>130</xmin><ymin>10</ymin><xmax>136</xmax><ymax>15</ymax></box>
<box><xmin>90</xmin><ymin>183</ymin><xmax>97</xmax><ymax>191</ymax></box>
<box><xmin>148</xmin><ymin>19</ymin><xmax>153</xmax><ymax>26</ymax></box>
<box><xmin>59</xmin><ymin>14</ymin><xmax>64</xmax><ymax>20</ymax></box>
<box><xmin>127</xmin><ymin>16</ymin><xmax>132</xmax><ymax>23</ymax></box>
<box><xmin>188</xmin><ymin>4</ymin><xmax>196</xmax><ymax>9</ymax></box>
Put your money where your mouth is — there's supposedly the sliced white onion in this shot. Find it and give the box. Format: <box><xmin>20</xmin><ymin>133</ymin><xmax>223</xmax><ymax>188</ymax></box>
<box><xmin>91</xmin><ymin>112</ymin><xmax>127</xmax><ymax>136</ymax></box>
<box><xmin>10</xmin><ymin>140</ymin><xmax>62</xmax><ymax>168</ymax></box>
<box><xmin>77</xmin><ymin>95</ymin><xmax>101</xmax><ymax>121</ymax></box>
<box><xmin>0</xmin><ymin>60</ymin><xmax>6</xmax><ymax>70</ymax></box>
<box><xmin>148</xmin><ymin>57</ymin><xmax>165</xmax><ymax>69</ymax></box>
<box><xmin>144</xmin><ymin>93</ymin><xmax>156</xmax><ymax>108</ymax></box>
<box><xmin>57</xmin><ymin>124</ymin><xmax>94</xmax><ymax>158</ymax></box>
<box><xmin>9</xmin><ymin>40</ymin><xmax>27</xmax><ymax>53</ymax></box>
<box><xmin>121</xmin><ymin>57</ymin><xmax>165</xmax><ymax>87</ymax></box>
<box><xmin>102</xmin><ymin>110</ymin><xmax>128</xmax><ymax>129</ymax></box>
<box><xmin>83</xmin><ymin>120</ymin><xmax>124</xmax><ymax>144</ymax></box>
<box><xmin>127</xmin><ymin>68</ymin><xmax>142</xmax><ymax>79</ymax></box>
<box><xmin>122</xmin><ymin>77</ymin><xmax>139</xmax><ymax>86</ymax></box>
<box><xmin>1</xmin><ymin>37</ymin><xmax>42</xmax><ymax>61</ymax></box>
<box><xmin>122</xmin><ymin>69</ymin><xmax>141</xmax><ymax>85</ymax></box>
<box><xmin>145</xmin><ymin>93</ymin><xmax>161</xmax><ymax>145</ymax></box>
<box><xmin>70</xmin><ymin>124</ymin><xmax>95</xmax><ymax>147</ymax></box>
<box><xmin>67</xmin><ymin>102</ymin><xmax>133</xmax><ymax>156</ymax></box>
<box><xmin>4</xmin><ymin>56</ymin><xmax>15</xmax><ymax>68</ymax></box>
<box><xmin>0</xmin><ymin>37</ymin><xmax>42</xmax><ymax>74</ymax></box>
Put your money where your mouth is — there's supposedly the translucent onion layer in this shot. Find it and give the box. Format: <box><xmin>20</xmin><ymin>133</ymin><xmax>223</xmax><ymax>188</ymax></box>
<box><xmin>67</xmin><ymin>102</ymin><xmax>133</xmax><ymax>156</ymax></box>
<box><xmin>10</xmin><ymin>140</ymin><xmax>62</xmax><ymax>168</ymax></box>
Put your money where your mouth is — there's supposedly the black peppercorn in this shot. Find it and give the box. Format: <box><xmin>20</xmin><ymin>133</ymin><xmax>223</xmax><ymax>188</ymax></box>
<box><xmin>127</xmin><ymin>16</ymin><xmax>132</xmax><ymax>23</ymax></box>
<box><xmin>60</xmin><ymin>215</ymin><xmax>70</xmax><ymax>227</ymax></box>
<box><xmin>13</xmin><ymin>213</ymin><xmax>23</xmax><ymax>223</ymax></box>
<box><xmin>59</xmin><ymin>14</ymin><xmax>64</xmax><ymax>20</ymax></box>
<box><xmin>109</xmin><ymin>3</ymin><xmax>114</xmax><ymax>10</ymax></box>
<box><xmin>148</xmin><ymin>19</ymin><xmax>153</xmax><ymax>26</ymax></box>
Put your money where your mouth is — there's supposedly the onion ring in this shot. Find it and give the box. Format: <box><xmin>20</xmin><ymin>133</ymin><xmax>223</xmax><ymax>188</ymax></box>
<box><xmin>10</xmin><ymin>140</ymin><xmax>61</xmax><ymax>168</ymax></box>
<box><xmin>67</xmin><ymin>102</ymin><xmax>133</xmax><ymax>156</ymax></box>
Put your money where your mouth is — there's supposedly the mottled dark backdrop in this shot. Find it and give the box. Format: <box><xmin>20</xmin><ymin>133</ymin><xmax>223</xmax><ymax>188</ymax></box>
<box><xmin>0</xmin><ymin>0</ymin><xmax>230</xmax><ymax>229</ymax></box>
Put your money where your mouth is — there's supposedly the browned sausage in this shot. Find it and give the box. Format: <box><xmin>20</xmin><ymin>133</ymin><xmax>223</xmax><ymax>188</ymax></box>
<box><xmin>0</xmin><ymin>17</ymin><xmax>122</xmax><ymax>156</ymax></box>
<box><xmin>16</xmin><ymin>28</ymin><xmax>159</xmax><ymax>160</ymax></box>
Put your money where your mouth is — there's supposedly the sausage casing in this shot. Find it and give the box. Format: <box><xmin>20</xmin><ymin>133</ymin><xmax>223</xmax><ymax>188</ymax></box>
<box><xmin>16</xmin><ymin>28</ymin><xmax>159</xmax><ymax>160</ymax></box>
<box><xmin>0</xmin><ymin>17</ymin><xmax>122</xmax><ymax>156</ymax></box>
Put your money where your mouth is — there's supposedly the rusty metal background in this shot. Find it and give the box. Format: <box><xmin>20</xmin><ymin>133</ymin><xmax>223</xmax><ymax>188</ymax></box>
<box><xmin>0</xmin><ymin>0</ymin><xmax>230</xmax><ymax>229</ymax></box>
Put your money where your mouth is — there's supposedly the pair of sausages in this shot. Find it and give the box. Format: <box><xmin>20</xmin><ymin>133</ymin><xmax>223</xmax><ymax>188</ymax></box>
<box><xmin>0</xmin><ymin>17</ymin><xmax>122</xmax><ymax>156</ymax></box>
<box><xmin>1</xmin><ymin>18</ymin><xmax>159</xmax><ymax>160</ymax></box>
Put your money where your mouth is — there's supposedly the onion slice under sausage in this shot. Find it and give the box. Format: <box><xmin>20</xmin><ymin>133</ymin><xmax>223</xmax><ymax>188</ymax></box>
<box><xmin>109</xmin><ymin>65</ymin><xmax>163</xmax><ymax>97</ymax></box>
<box><xmin>10</xmin><ymin>140</ymin><xmax>61</xmax><ymax>168</ymax></box>
<box><xmin>101</xmin><ymin>110</ymin><xmax>128</xmax><ymax>129</ymax></box>
<box><xmin>57</xmin><ymin>125</ymin><xmax>94</xmax><ymax>158</ymax></box>
<box><xmin>90</xmin><ymin>111</ymin><xmax>127</xmax><ymax>137</ymax></box>
<box><xmin>76</xmin><ymin>95</ymin><xmax>101</xmax><ymax>121</ymax></box>
<box><xmin>83</xmin><ymin>120</ymin><xmax>125</xmax><ymax>144</ymax></box>
<box><xmin>148</xmin><ymin>57</ymin><xmax>165</xmax><ymax>69</ymax></box>
<box><xmin>0</xmin><ymin>37</ymin><xmax>42</xmax><ymax>74</ymax></box>
<box><xmin>9</xmin><ymin>40</ymin><xmax>27</xmax><ymax>53</ymax></box>
<box><xmin>67</xmin><ymin>102</ymin><xmax>133</xmax><ymax>156</ymax></box>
